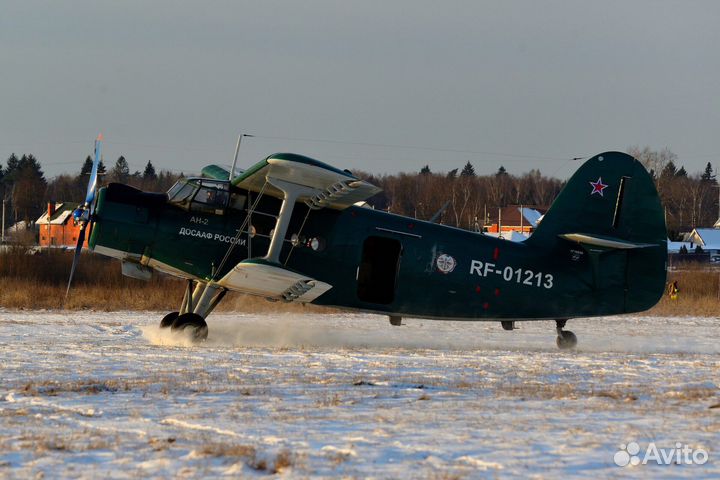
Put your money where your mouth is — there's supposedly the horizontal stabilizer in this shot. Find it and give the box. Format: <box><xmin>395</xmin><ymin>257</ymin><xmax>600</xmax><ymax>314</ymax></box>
<box><xmin>559</xmin><ymin>233</ymin><xmax>658</xmax><ymax>250</ymax></box>
<box><xmin>216</xmin><ymin>259</ymin><xmax>332</xmax><ymax>302</ymax></box>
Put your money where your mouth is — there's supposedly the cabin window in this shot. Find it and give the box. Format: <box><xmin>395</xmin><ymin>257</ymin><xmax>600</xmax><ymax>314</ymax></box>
<box><xmin>229</xmin><ymin>193</ymin><xmax>247</xmax><ymax>211</ymax></box>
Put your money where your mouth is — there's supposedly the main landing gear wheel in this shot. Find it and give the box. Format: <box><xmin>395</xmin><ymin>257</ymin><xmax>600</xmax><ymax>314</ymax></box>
<box><xmin>555</xmin><ymin>320</ymin><xmax>577</xmax><ymax>350</ymax></box>
<box><xmin>171</xmin><ymin>313</ymin><xmax>208</xmax><ymax>342</ymax></box>
<box><xmin>160</xmin><ymin>311</ymin><xmax>179</xmax><ymax>329</ymax></box>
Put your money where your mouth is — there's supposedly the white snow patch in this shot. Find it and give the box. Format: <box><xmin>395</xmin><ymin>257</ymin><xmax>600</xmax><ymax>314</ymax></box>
<box><xmin>321</xmin><ymin>445</ymin><xmax>357</xmax><ymax>457</ymax></box>
<box><xmin>160</xmin><ymin>418</ymin><xmax>240</xmax><ymax>438</ymax></box>
<box><xmin>456</xmin><ymin>455</ymin><xmax>503</xmax><ymax>470</ymax></box>
<box><xmin>0</xmin><ymin>311</ymin><xmax>718</xmax><ymax>478</ymax></box>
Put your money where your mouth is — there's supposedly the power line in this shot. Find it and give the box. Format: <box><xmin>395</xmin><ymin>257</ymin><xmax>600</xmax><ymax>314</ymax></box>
<box><xmin>2</xmin><ymin>134</ymin><xmax>716</xmax><ymax>170</ymax></box>
<box><xmin>0</xmin><ymin>134</ymin><xmax>581</xmax><ymax>162</ymax></box>
<box><xmin>251</xmin><ymin>134</ymin><xmax>574</xmax><ymax>161</ymax></box>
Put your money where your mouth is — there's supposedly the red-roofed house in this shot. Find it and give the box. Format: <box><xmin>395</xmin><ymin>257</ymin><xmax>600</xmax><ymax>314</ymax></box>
<box><xmin>36</xmin><ymin>202</ymin><xmax>87</xmax><ymax>248</ymax></box>
<box><xmin>485</xmin><ymin>205</ymin><xmax>548</xmax><ymax>236</ymax></box>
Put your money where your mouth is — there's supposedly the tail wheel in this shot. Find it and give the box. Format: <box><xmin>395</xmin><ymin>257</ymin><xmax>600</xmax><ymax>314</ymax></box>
<box><xmin>556</xmin><ymin>330</ymin><xmax>577</xmax><ymax>350</ymax></box>
<box><xmin>171</xmin><ymin>313</ymin><xmax>208</xmax><ymax>342</ymax></box>
<box><xmin>160</xmin><ymin>311</ymin><xmax>179</xmax><ymax>329</ymax></box>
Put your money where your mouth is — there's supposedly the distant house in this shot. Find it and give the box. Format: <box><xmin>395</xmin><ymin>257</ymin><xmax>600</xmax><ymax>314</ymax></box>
<box><xmin>4</xmin><ymin>220</ymin><xmax>32</xmax><ymax>240</ymax></box>
<box><xmin>483</xmin><ymin>230</ymin><xmax>530</xmax><ymax>243</ymax></box>
<box><xmin>683</xmin><ymin>228</ymin><xmax>720</xmax><ymax>254</ymax></box>
<box><xmin>485</xmin><ymin>206</ymin><xmax>547</xmax><ymax>236</ymax></box>
<box><xmin>36</xmin><ymin>202</ymin><xmax>86</xmax><ymax>248</ymax></box>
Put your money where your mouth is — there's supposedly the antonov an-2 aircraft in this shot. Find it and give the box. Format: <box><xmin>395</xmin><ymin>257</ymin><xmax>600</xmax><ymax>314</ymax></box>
<box><xmin>66</xmin><ymin>136</ymin><xmax>667</xmax><ymax>349</ymax></box>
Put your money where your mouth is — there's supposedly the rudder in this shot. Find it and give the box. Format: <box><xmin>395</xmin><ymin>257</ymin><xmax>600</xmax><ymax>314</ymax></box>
<box><xmin>527</xmin><ymin>151</ymin><xmax>667</xmax><ymax>313</ymax></box>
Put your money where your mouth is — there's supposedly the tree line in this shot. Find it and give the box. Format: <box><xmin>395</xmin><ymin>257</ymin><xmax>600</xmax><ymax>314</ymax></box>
<box><xmin>627</xmin><ymin>147</ymin><xmax>718</xmax><ymax>237</ymax></box>
<box><xmin>0</xmin><ymin>154</ymin><xmax>179</xmax><ymax>227</ymax></box>
<box><xmin>0</xmin><ymin>147</ymin><xmax>716</xmax><ymax>240</ymax></box>
<box><xmin>361</xmin><ymin>146</ymin><xmax>717</xmax><ymax>238</ymax></box>
<box><xmin>360</xmin><ymin>164</ymin><xmax>564</xmax><ymax>231</ymax></box>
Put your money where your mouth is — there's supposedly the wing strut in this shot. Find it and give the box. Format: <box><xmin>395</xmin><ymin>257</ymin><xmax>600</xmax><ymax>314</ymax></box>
<box><xmin>211</xmin><ymin>181</ymin><xmax>268</xmax><ymax>281</ymax></box>
<box><xmin>264</xmin><ymin>177</ymin><xmax>316</xmax><ymax>263</ymax></box>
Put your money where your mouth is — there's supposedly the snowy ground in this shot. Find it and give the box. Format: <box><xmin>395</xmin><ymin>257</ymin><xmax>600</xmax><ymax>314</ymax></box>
<box><xmin>0</xmin><ymin>311</ymin><xmax>718</xmax><ymax>479</ymax></box>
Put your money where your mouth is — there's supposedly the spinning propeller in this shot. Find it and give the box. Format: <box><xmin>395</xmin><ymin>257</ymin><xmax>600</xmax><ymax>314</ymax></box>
<box><xmin>65</xmin><ymin>134</ymin><xmax>103</xmax><ymax>302</ymax></box>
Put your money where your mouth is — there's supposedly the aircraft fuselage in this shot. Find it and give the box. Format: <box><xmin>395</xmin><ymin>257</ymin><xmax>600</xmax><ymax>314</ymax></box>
<box><xmin>89</xmin><ymin>181</ymin><xmax>661</xmax><ymax>321</ymax></box>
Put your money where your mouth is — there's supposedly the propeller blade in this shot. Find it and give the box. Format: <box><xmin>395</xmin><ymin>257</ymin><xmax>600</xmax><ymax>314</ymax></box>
<box><xmin>64</xmin><ymin>222</ymin><xmax>87</xmax><ymax>303</ymax></box>
<box><xmin>84</xmin><ymin>133</ymin><xmax>102</xmax><ymax>206</ymax></box>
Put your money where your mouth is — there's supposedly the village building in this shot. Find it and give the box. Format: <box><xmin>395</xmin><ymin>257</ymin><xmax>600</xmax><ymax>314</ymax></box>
<box><xmin>36</xmin><ymin>202</ymin><xmax>87</xmax><ymax>248</ymax></box>
<box><xmin>3</xmin><ymin>220</ymin><xmax>32</xmax><ymax>243</ymax></box>
<box><xmin>484</xmin><ymin>205</ymin><xmax>547</xmax><ymax>239</ymax></box>
<box><xmin>682</xmin><ymin>228</ymin><xmax>720</xmax><ymax>255</ymax></box>
<box><xmin>483</xmin><ymin>230</ymin><xmax>531</xmax><ymax>242</ymax></box>
<box><xmin>673</xmin><ymin>227</ymin><xmax>720</xmax><ymax>263</ymax></box>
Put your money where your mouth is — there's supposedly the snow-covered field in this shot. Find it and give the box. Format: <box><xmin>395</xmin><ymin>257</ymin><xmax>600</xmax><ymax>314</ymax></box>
<box><xmin>0</xmin><ymin>311</ymin><xmax>718</xmax><ymax>479</ymax></box>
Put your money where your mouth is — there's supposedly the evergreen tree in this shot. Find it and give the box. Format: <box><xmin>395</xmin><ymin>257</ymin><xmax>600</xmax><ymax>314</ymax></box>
<box><xmin>701</xmin><ymin>162</ymin><xmax>716</xmax><ymax>183</ymax></box>
<box><xmin>143</xmin><ymin>161</ymin><xmax>157</xmax><ymax>180</ymax></box>
<box><xmin>80</xmin><ymin>155</ymin><xmax>106</xmax><ymax>176</ymax></box>
<box><xmin>675</xmin><ymin>166</ymin><xmax>687</xmax><ymax>177</ymax></box>
<box><xmin>3</xmin><ymin>153</ymin><xmax>32</xmax><ymax>183</ymax></box>
<box><xmin>496</xmin><ymin>165</ymin><xmax>508</xmax><ymax>177</ymax></box>
<box><xmin>446</xmin><ymin>168</ymin><xmax>458</xmax><ymax>180</ymax></box>
<box><xmin>5</xmin><ymin>153</ymin><xmax>20</xmax><ymax>179</ymax></box>
<box><xmin>17</xmin><ymin>154</ymin><xmax>44</xmax><ymax>179</ymax></box>
<box><xmin>111</xmin><ymin>156</ymin><xmax>130</xmax><ymax>183</ymax></box>
<box><xmin>80</xmin><ymin>156</ymin><xmax>93</xmax><ymax>175</ymax></box>
<box><xmin>461</xmin><ymin>161</ymin><xmax>476</xmax><ymax>177</ymax></box>
<box><xmin>660</xmin><ymin>160</ymin><xmax>677</xmax><ymax>178</ymax></box>
<box><xmin>420</xmin><ymin>165</ymin><xmax>431</xmax><ymax>175</ymax></box>
<box><xmin>9</xmin><ymin>154</ymin><xmax>46</xmax><ymax>222</ymax></box>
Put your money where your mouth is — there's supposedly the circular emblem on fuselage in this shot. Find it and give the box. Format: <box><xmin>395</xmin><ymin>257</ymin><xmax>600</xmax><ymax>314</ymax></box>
<box><xmin>436</xmin><ymin>254</ymin><xmax>457</xmax><ymax>274</ymax></box>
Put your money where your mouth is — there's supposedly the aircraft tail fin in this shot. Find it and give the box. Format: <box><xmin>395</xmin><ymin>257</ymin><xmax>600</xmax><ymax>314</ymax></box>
<box><xmin>526</xmin><ymin>151</ymin><xmax>667</xmax><ymax>312</ymax></box>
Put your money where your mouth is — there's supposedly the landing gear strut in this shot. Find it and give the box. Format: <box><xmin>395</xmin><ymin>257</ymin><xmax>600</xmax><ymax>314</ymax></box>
<box><xmin>555</xmin><ymin>319</ymin><xmax>577</xmax><ymax>350</ymax></box>
<box><xmin>159</xmin><ymin>279</ymin><xmax>226</xmax><ymax>342</ymax></box>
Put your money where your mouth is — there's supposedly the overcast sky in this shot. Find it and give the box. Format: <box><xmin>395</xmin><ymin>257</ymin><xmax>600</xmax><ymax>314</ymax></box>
<box><xmin>1</xmin><ymin>0</ymin><xmax>718</xmax><ymax>180</ymax></box>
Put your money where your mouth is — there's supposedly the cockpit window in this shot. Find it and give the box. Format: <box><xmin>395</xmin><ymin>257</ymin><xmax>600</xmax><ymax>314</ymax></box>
<box><xmin>168</xmin><ymin>178</ymin><xmax>231</xmax><ymax>214</ymax></box>
<box><xmin>190</xmin><ymin>180</ymin><xmax>230</xmax><ymax>214</ymax></box>
<box><xmin>167</xmin><ymin>181</ymin><xmax>197</xmax><ymax>205</ymax></box>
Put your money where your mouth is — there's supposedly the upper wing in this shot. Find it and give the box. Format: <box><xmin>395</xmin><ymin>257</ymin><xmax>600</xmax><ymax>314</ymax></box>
<box><xmin>207</xmin><ymin>153</ymin><xmax>380</xmax><ymax>302</ymax></box>
<box><xmin>203</xmin><ymin>153</ymin><xmax>381</xmax><ymax>210</ymax></box>
<box><xmin>200</xmin><ymin>164</ymin><xmax>244</xmax><ymax>181</ymax></box>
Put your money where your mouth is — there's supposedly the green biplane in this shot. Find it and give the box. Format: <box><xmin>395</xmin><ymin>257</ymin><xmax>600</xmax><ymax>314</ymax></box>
<box><xmin>67</xmin><ymin>137</ymin><xmax>667</xmax><ymax>349</ymax></box>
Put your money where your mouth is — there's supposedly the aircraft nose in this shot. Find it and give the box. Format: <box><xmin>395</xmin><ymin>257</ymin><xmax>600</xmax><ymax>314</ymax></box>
<box><xmin>87</xmin><ymin>186</ymin><xmax>107</xmax><ymax>250</ymax></box>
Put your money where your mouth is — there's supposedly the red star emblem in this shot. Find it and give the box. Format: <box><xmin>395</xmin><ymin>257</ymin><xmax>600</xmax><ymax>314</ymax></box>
<box><xmin>590</xmin><ymin>177</ymin><xmax>608</xmax><ymax>196</ymax></box>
